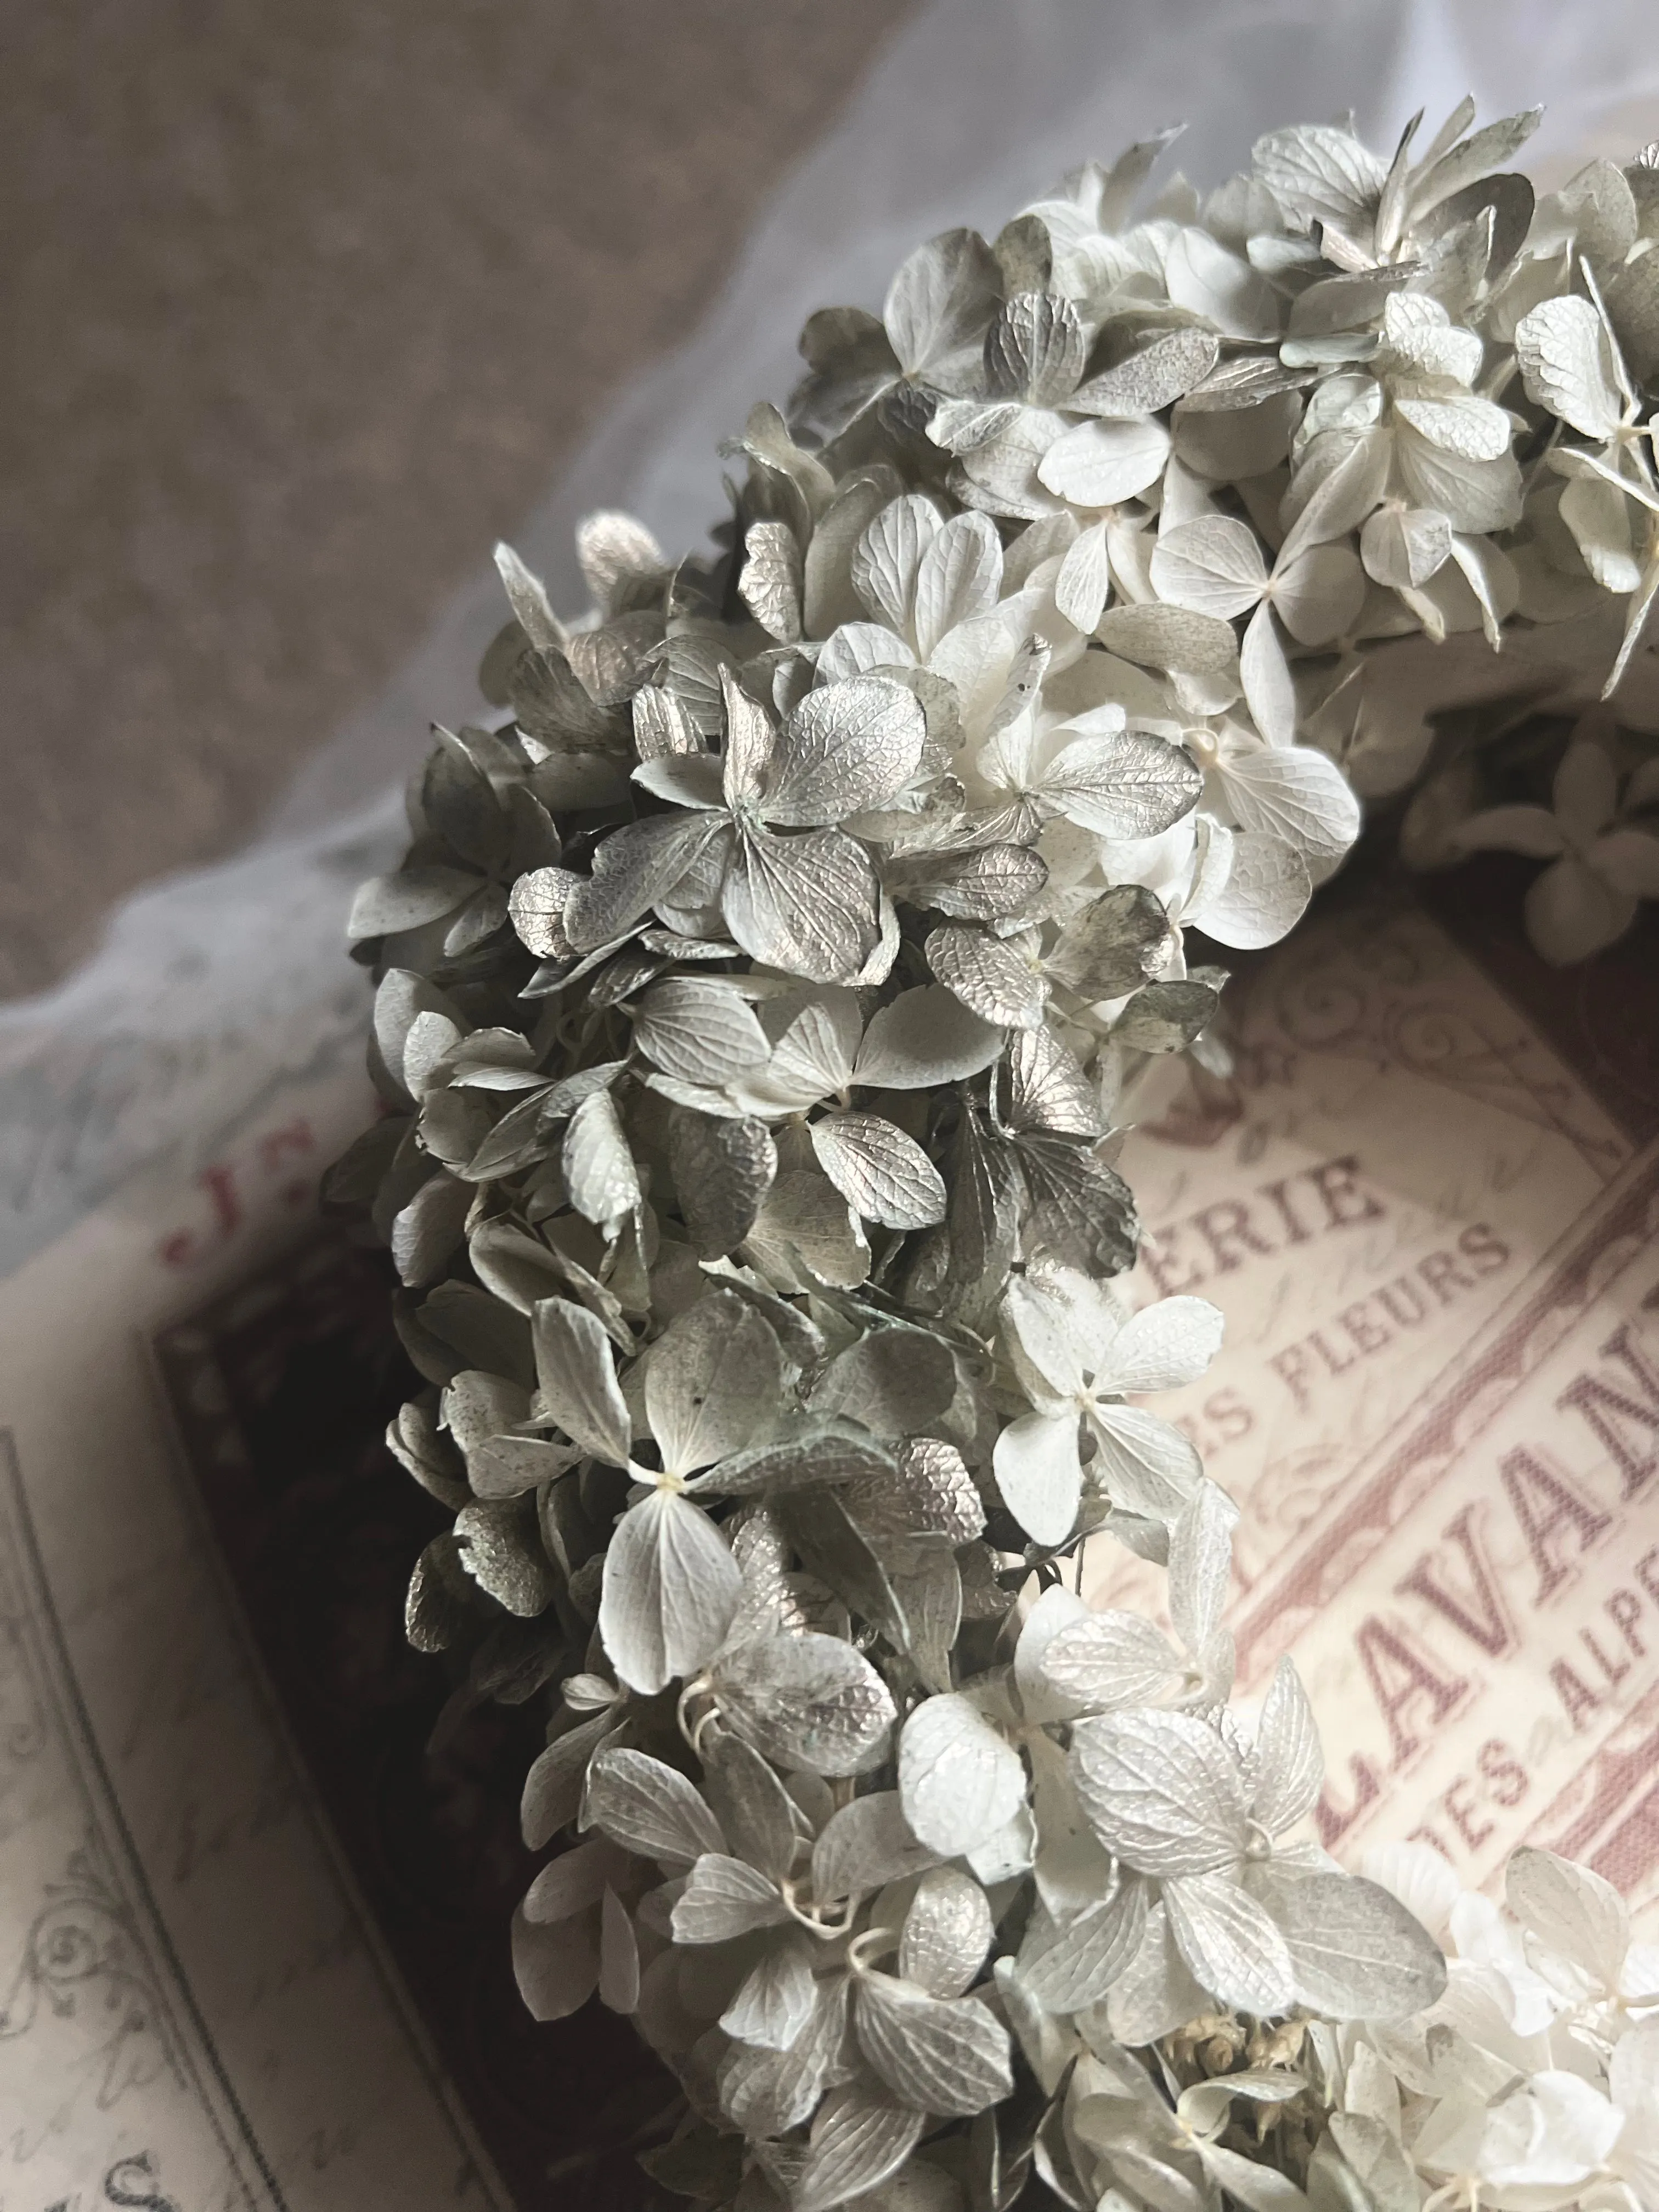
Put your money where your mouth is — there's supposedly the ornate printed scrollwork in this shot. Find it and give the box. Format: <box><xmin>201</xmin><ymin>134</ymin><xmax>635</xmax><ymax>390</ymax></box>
<box><xmin>0</xmin><ymin>1836</ymin><xmax>178</xmax><ymax>2111</ymax></box>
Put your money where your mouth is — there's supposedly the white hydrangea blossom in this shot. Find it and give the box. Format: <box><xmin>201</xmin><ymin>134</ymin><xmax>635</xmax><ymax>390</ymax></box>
<box><xmin>340</xmin><ymin>98</ymin><xmax>1659</xmax><ymax>2212</ymax></box>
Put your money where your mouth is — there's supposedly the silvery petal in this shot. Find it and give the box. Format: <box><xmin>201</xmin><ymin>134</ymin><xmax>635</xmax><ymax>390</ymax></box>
<box><xmin>1018</xmin><ymin>1877</ymin><xmax>1149</xmax><ymax>2012</ymax></box>
<box><xmin>811</xmin><ymin>1791</ymin><xmax>940</xmax><ymax>1905</ymax></box>
<box><xmin>567</xmin><ymin>612</ymin><xmax>663</xmax><ymax>708</ymax></box>
<box><xmin>506</xmin><ymin>865</ymin><xmax>582</xmax><ymax>960</ymax></box>
<box><xmin>1271</xmin><ymin>541</ymin><xmax>1366</xmax><ymax>647</ymax></box>
<box><xmin>816</xmin><ymin>621</ymin><xmax>916</xmax><ymax>683</ymax></box>
<box><xmin>892</xmin><ymin>1438</ymin><xmax>985</xmax><ymax>1545</ymax></box>
<box><xmin>913</xmin><ymin>512</ymin><xmax>1003</xmax><ymax>660</ymax></box>
<box><xmin>522</xmin><ymin>1711</ymin><xmax>618</xmax><ymax>1849</ymax></box>
<box><xmin>598</xmin><ymin>1488</ymin><xmax>744</xmax><ymax>1696</ymax></box>
<box><xmin>1054</xmin><ymin>521</ymin><xmax>1113</xmax><ymax>634</ymax></box>
<box><xmin>512</xmin><ymin>1908</ymin><xmax>600</xmax><ymax>2023</ymax></box>
<box><xmin>757</xmin><ymin>991</ymin><xmax>863</xmax><ymax>1104</ymax></box>
<box><xmin>724</xmin><ymin>827</ymin><xmax>882</xmax><ymax>984</ymax></box>
<box><xmin>805</xmin><ymin>472</ymin><xmax>905</xmax><ymax>634</ymax></box>
<box><xmin>1279</xmin><ymin>429</ymin><xmax>1392</xmax><ymax>562</ymax></box>
<box><xmin>1113</xmin><ymin>979</ymin><xmax>1220</xmax><ymax>1055</ymax></box>
<box><xmin>1070</xmin><ymin>1709</ymin><xmax>1249</xmax><ymax>1876</ymax></box>
<box><xmin>814</xmin><ymin>1318</ymin><xmax>955</xmax><ymax>1442</ymax></box>
<box><xmin>1359</xmin><ymin>504</ymin><xmax>1453</xmax><ymax>591</ymax></box>
<box><xmin>669</xmin><ymin>1109</ymin><xmax>777</xmax><ymax>1260</ymax></box>
<box><xmin>510</xmin><ymin>645</ymin><xmax>628</xmax><ymax>752</ymax></box>
<box><xmin>531</xmin><ymin>1297</ymin><xmax>631</xmax><ymax>1464</ymax></box>
<box><xmin>714</xmin><ymin>1630</ymin><xmax>896</xmax><ymax>1775</ymax></box>
<box><xmin>1096</xmin><ymin>602</ymin><xmax>1240</xmax><ymax>677</ymax></box>
<box><xmin>1251</xmin><ymin>1657</ymin><xmax>1325</xmax><ymax>1837</ymax></box>
<box><xmin>645</xmin><ymin>1288</ymin><xmax>783</xmax><ymax>1476</ymax></box>
<box><xmin>794</xmin><ymin>2084</ymin><xmax>928</xmax><ymax>2212</ymax></box>
<box><xmin>441</xmin><ymin>1364</ymin><xmax>528</xmax><ymax>1452</ymax></box>
<box><xmin>721</xmin><ymin>1933</ymin><xmax>818</xmax><ymax>2049</ymax></box>
<box><xmin>900</xmin><ymin>1867</ymin><xmax>994</xmax><ymax>1999</ymax></box>
<box><xmin>891</xmin><ymin>1548</ymin><xmax>962</xmax><ymax>1697</ymax></box>
<box><xmin>777</xmin><ymin>1487</ymin><xmax>908</xmax><ymax>1651</ymax></box>
<box><xmin>1012</xmin><ymin>1584</ymin><xmax>1087</xmax><ymax>1723</ymax></box>
<box><xmin>672</xmin><ymin>1853</ymin><xmax>791</xmax><ymax>1944</ymax></box>
<box><xmin>562</xmin><ymin>1088</ymin><xmax>640</xmax><ymax>1228</ymax></box>
<box><xmin>743</xmin><ymin>1163</ymin><xmax>872</xmax><ymax>1294</ymax></box>
<box><xmin>963</xmin><ymin>1803</ymin><xmax>1035</xmax><ymax>1887</ymax></box>
<box><xmin>1167</xmin><ymin>1479</ymin><xmax>1238</xmax><ymax>1656</ymax></box>
<box><xmin>1039</xmin><ymin>1611</ymin><xmax>1186</xmax><ymax>1713</ymax></box>
<box><xmin>1037</xmin><ymin>417</ymin><xmax>1171</xmax><ymax>507</ymax></box>
<box><xmin>581</xmin><ymin>1745</ymin><xmax>726</xmax><ymax>1865</ymax></box>
<box><xmin>984</xmin><ymin>291</ymin><xmax>1086</xmax><ymax>405</ymax></box>
<box><xmin>1005</xmin><ymin>1026</ymin><xmax>1101</xmax><ymax>1137</ymax></box>
<box><xmin>1087</xmin><ymin>1402</ymin><xmax>1203</xmax><ymax>1521</ymax></box>
<box><xmin>1150</xmin><ymin>514</ymin><xmax>1270</xmax><ymax>619</ymax></box>
<box><xmin>1244</xmin><ymin>1860</ymin><xmax>1448</xmax><ymax>2018</ymax></box>
<box><xmin>769</xmin><ymin>678</ymin><xmax>927</xmax><ymax>827</ymax></box>
<box><xmin>633</xmin><ymin>976</ymin><xmax>770</xmax><ymax>1085</ymax></box>
<box><xmin>850</xmin><ymin>493</ymin><xmax>939</xmax><ymax>633</ymax></box>
<box><xmin>493</xmin><ymin>541</ymin><xmax>563</xmax><ymax>649</ymax></box>
<box><xmin>1071</xmin><ymin>329</ymin><xmax>1220</xmax><ymax>417</ymax></box>
<box><xmin>1012</xmin><ymin>1135</ymin><xmax>1139</xmax><ymax>1281</ymax></box>
<box><xmin>597</xmin><ymin>1887</ymin><xmax>640</xmax><ymax>2013</ymax></box>
<box><xmin>1505</xmin><ymin>1847</ymin><xmax>1629</xmax><ymax>1991</ymax></box>
<box><xmin>631</xmin><ymin>682</ymin><xmax>700</xmax><ymax>761</ymax></box>
<box><xmin>391</xmin><ymin>1171</ymin><xmax>471</xmax><ymax>1286</ymax></box>
<box><xmin>720</xmin><ymin>1972</ymin><xmax>847</xmax><ymax>2138</ymax></box>
<box><xmin>853</xmin><ymin>984</ymin><xmax>1005</xmax><ymax>1088</ymax></box>
<box><xmin>1394</xmin><ymin>429</ymin><xmax>1521</xmax><ymax>535</ymax></box>
<box><xmin>883</xmin><ymin>228</ymin><xmax>1002</xmax><ymax>379</ymax></box>
<box><xmin>631</xmin><ymin>752</ymin><xmax>726</xmax><ymax>809</ymax></box>
<box><xmin>702</xmin><ymin>1728</ymin><xmax>801</xmax><ymax>1884</ymax></box>
<box><xmin>1105</xmin><ymin>1898</ymin><xmax>1211</xmax><ymax>2046</ymax></box>
<box><xmin>566</xmin><ymin>813</ymin><xmax>724</xmax><ymax>951</ymax></box>
<box><xmin>741</xmin><ymin>520</ymin><xmax>805</xmax><ymax>644</ymax></box>
<box><xmin>1037</xmin><ymin>730</ymin><xmax>1202</xmax><ymax>839</ymax></box>
<box><xmin>1044</xmin><ymin>883</ymin><xmax>1170</xmax><ymax>999</ymax></box>
<box><xmin>348</xmin><ymin>865</ymin><xmax>478</xmax><ymax>942</ymax></box>
<box><xmin>1164</xmin><ymin>1870</ymin><xmax>1296</xmax><ymax>2016</ymax></box>
<box><xmin>1218</xmin><ymin>742</ymin><xmax>1360</xmax><ymax>863</ymax></box>
<box><xmin>523</xmin><ymin>1834</ymin><xmax>627</xmax><ymax>1925</ymax></box>
<box><xmin>1197</xmin><ymin>830</ymin><xmax>1310</xmax><ymax>950</ymax></box>
<box><xmin>690</xmin><ymin>1419</ymin><xmax>896</xmax><ymax>1502</ymax></box>
<box><xmin>854</xmin><ymin>1974</ymin><xmax>1013</xmax><ymax>2117</ymax></box>
<box><xmin>1103</xmin><ymin>1295</ymin><xmax>1225</xmax><ymax>1397</ymax></box>
<box><xmin>720</xmin><ymin>665</ymin><xmax>777</xmax><ymax>811</ymax></box>
<box><xmin>1252</xmin><ymin>122</ymin><xmax>1387</xmax><ymax>234</ymax></box>
<box><xmin>453</xmin><ymin>1496</ymin><xmax>554</xmax><ymax>1617</ymax></box>
<box><xmin>993</xmin><ymin>1412</ymin><xmax>1081</xmax><ymax>1549</ymax></box>
<box><xmin>1164</xmin><ymin>228</ymin><xmax>1280</xmax><ymax>340</ymax></box>
<box><xmin>809</xmin><ymin>1112</ymin><xmax>946</xmax><ymax>1231</ymax></box>
<box><xmin>575</xmin><ymin>507</ymin><xmax>666</xmax><ymax>613</ymax></box>
<box><xmin>927</xmin><ymin>925</ymin><xmax>1046</xmax><ymax>1030</ymax></box>
<box><xmin>1393</xmin><ymin>391</ymin><xmax>1513</xmax><ymax>462</ymax></box>
<box><xmin>899</xmin><ymin>1693</ymin><xmax>1026</xmax><ymax>1857</ymax></box>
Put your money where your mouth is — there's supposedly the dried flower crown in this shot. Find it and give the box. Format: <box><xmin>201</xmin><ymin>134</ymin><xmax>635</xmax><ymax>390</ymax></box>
<box><xmin>334</xmin><ymin>100</ymin><xmax>1659</xmax><ymax>2212</ymax></box>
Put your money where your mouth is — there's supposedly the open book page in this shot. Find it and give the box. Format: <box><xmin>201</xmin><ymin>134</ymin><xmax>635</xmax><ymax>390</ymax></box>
<box><xmin>1107</xmin><ymin>879</ymin><xmax>1659</xmax><ymax>1932</ymax></box>
<box><xmin>0</xmin><ymin>1058</ymin><xmax>517</xmax><ymax>2207</ymax></box>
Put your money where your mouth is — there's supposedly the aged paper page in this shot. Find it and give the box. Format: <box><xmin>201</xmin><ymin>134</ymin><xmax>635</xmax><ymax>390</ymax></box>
<box><xmin>1109</xmin><ymin>890</ymin><xmax>1659</xmax><ymax>1929</ymax></box>
<box><xmin>0</xmin><ymin>1062</ymin><xmax>512</xmax><ymax>2209</ymax></box>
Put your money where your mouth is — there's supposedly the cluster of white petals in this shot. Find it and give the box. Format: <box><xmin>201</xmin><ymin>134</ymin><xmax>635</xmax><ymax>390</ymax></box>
<box><xmin>336</xmin><ymin>99</ymin><xmax>1659</xmax><ymax>2212</ymax></box>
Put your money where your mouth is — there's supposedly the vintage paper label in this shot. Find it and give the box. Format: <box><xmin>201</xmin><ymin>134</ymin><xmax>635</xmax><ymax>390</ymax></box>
<box><xmin>1105</xmin><ymin>893</ymin><xmax>1659</xmax><ymax>1927</ymax></box>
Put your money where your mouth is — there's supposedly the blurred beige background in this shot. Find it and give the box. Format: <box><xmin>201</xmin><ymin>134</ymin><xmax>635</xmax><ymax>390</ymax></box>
<box><xmin>1</xmin><ymin>0</ymin><xmax>910</xmax><ymax>1001</ymax></box>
